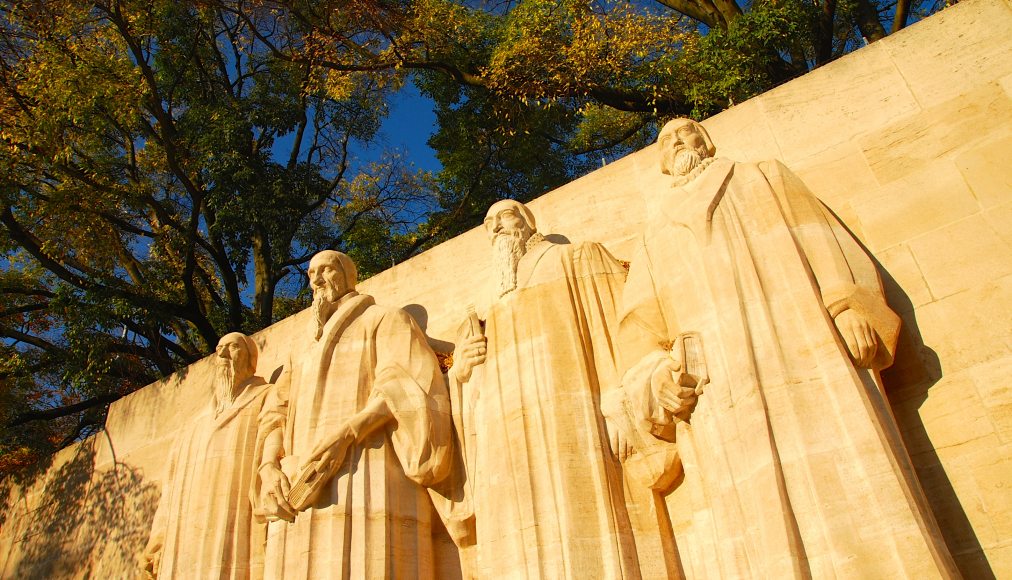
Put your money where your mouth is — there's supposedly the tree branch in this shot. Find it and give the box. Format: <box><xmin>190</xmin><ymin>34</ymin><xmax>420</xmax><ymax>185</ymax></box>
<box><xmin>9</xmin><ymin>393</ymin><xmax>122</xmax><ymax>427</ymax></box>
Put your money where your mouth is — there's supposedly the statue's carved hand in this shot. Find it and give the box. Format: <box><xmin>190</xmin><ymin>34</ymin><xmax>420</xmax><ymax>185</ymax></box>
<box><xmin>451</xmin><ymin>335</ymin><xmax>487</xmax><ymax>383</ymax></box>
<box><xmin>259</xmin><ymin>462</ymin><xmax>296</xmax><ymax>522</ymax></box>
<box><xmin>834</xmin><ymin>309</ymin><xmax>878</xmax><ymax>368</ymax></box>
<box><xmin>652</xmin><ymin>358</ymin><xmax>699</xmax><ymax>419</ymax></box>
<box><xmin>140</xmin><ymin>534</ymin><xmax>162</xmax><ymax>578</ymax></box>
<box><xmin>600</xmin><ymin>389</ymin><xmax>635</xmax><ymax>462</ymax></box>
<box><xmin>306</xmin><ymin>430</ymin><xmax>353</xmax><ymax>476</ymax></box>
<box><xmin>604</xmin><ymin>413</ymin><xmax>633</xmax><ymax>462</ymax></box>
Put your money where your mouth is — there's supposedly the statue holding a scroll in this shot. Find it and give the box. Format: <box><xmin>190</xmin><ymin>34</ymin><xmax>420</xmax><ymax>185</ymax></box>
<box><xmin>449</xmin><ymin>200</ymin><xmax>678</xmax><ymax>578</ymax></box>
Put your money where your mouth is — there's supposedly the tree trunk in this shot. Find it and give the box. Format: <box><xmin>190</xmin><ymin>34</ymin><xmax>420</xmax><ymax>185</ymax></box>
<box><xmin>892</xmin><ymin>0</ymin><xmax>911</xmax><ymax>32</ymax></box>
<box><xmin>815</xmin><ymin>0</ymin><xmax>838</xmax><ymax>65</ymax></box>
<box><xmin>854</xmin><ymin>0</ymin><xmax>888</xmax><ymax>41</ymax></box>
<box><xmin>252</xmin><ymin>226</ymin><xmax>274</xmax><ymax>328</ymax></box>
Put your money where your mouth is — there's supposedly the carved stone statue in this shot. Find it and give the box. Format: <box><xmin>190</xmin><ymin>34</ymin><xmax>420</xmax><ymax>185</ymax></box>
<box><xmin>253</xmin><ymin>250</ymin><xmax>456</xmax><ymax>579</ymax></box>
<box><xmin>449</xmin><ymin>200</ymin><xmax>671</xmax><ymax>578</ymax></box>
<box><xmin>618</xmin><ymin>118</ymin><xmax>958</xmax><ymax>578</ymax></box>
<box><xmin>142</xmin><ymin>332</ymin><xmax>271</xmax><ymax>579</ymax></box>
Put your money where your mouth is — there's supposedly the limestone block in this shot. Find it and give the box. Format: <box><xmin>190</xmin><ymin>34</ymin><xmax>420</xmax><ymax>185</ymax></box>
<box><xmin>358</xmin><ymin>226</ymin><xmax>490</xmax><ymax>346</ymax></box>
<box><xmin>790</xmin><ymin>141</ymin><xmax>880</xmax><ymax>240</ymax></box>
<box><xmin>883</xmin><ymin>0</ymin><xmax>1012</xmax><ymax>108</ymax></box>
<box><xmin>983</xmin><ymin>200</ymin><xmax>1012</xmax><ymax>249</ymax></box>
<box><xmin>932</xmin><ymin>442</ymin><xmax>1012</xmax><ymax>552</ymax></box>
<box><xmin>699</xmin><ymin>98</ymin><xmax>782</xmax><ymax>163</ymax></box>
<box><xmin>969</xmin><ymin>355</ymin><xmax>1012</xmax><ymax>444</ymax></box>
<box><xmin>1002</xmin><ymin>70</ymin><xmax>1012</xmax><ymax>98</ymax></box>
<box><xmin>914</xmin><ymin>273</ymin><xmax>1012</xmax><ymax>373</ymax></box>
<box><xmin>853</xmin><ymin>162</ymin><xmax>980</xmax><ymax>252</ymax></box>
<box><xmin>985</xmin><ymin>542</ymin><xmax>1012</xmax><ymax>580</ymax></box>
<box><xmin>0</xmin><ymin>438</ymin><xmax>158</xmax><ymax>579</ymax></box>
<box><xmin>970</xmin><ymin>450</ymin><xmax>1012</xmax><ymax>541</ymax></box>
<box><xmin>105</xmin><ymin>382</ymin><xmax>189</xmax><ymax>462</ymax></box>
<box><xmin>532</xmin><ymin>147</ymin><xmax>649</xmax><ymax>256</ymax></box>
<box><xmin>955</xmin><ymin>134</ymin><xmax>1012</xmax><ymax>209</ymax></box>
<box><xmin>907</xmin><ymin>215</ymin><xmax>1012</xmax><ymax>300</ymax></box>
<box><xmin>876</xmin><ymin>243</ymin><xmax>934</xmax><ymax>311</ymax></box>
<box><xmin>4</xmin><ymin>0</ymin><xmax>1012</xmax><ymax>576</ymax></box>
<box><xmin>759</xmin><ymin>42</ymin><xmax>921</xmax><ymax>166</ymax></box>
<box><xmin>911</xmin><ymin>370</ymin><xmax>996</xmax><ymax>454</ymax></box>
<box><xmin>859</xmin><ymin>81</ymin><xmax>1012</xmax><ymax>185</ymax></box>
<box><xmin>909</xmin><ymin>455</ymin><xmax>991</xmax><ymax>565</ymax></box>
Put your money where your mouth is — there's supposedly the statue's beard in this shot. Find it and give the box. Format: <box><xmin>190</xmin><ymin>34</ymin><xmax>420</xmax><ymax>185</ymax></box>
<box><xmin>670</xmin><ymin>147</ymin><xmax>704</xmax><ymax>176</ymax></box>
<box><xmin>311</xmin><ymin>284</ymin><xmax>340</xmax><ymax>341</ymax></box>
<box><xmin>213</xmin><ymin>359</ymin><xmax>237</xmax><ymax>417</ymax></box>
<box><xmin>493</xmin><ymin>229</ymin><xmax>528</xmax><ymax>299</ymax></box>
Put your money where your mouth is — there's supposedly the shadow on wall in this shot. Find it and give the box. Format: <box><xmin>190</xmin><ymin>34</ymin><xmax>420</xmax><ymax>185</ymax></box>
<box><xmin>818</xmin><ymin>201</ymin><xmax>994</xmax><ymax>578</ymax></box>
<box><xmin>1</xmin><ymin>430</ymin><xmax>159</xmax><ymax>579</ymax></box>
<box><xmin>403</xmin><ymin>304</ymin><xmax>455</xmax><ymax>355</ymax></box>
<box><xmin>877</xmin><ymin>265</ymin><xmax>996</xmax><ymax>580</ymax></box>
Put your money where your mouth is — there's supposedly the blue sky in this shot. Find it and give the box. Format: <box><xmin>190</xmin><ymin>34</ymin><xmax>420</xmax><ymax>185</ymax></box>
<box><xmin>370</xmin><ymin>83</ymin><xmax>441</xmax><ymax>174</ymax></box>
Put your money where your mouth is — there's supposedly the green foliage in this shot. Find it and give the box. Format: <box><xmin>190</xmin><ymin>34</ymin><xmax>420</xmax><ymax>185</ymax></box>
<box><xmin>0</xmin><ymin>0</ymin><xmax>437</xmax><ymax>471</ymax></box>
<box><xmin>674</xmin><ymin>0</ymin><xmax>818</xmax><ymax>116</ymax></box>
<box><xmin>0</xmin><ymin>0</ymin><xmax>949</xmax><ymax>471</ymax></box>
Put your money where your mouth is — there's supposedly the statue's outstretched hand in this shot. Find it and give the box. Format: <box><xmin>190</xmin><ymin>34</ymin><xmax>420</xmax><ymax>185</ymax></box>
<box><xmin>834</xmin><ymin>309</ymin><xmax>878</xmax><ymax>368</ymax></box>
<box><xmin>451</xmin><ymin>335</ymin><xmax>487</xmax><ymax>383</ymax></box>
<box><xmin>259</xmin><ymin>462</ymin><xmax>296</xmax><ymax>522</ymax></box>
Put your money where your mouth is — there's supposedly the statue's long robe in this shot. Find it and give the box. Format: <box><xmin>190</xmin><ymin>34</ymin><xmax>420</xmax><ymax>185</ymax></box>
<box><xmin>621</xmin><ymin>158</ymin><xmax>957</xmax><ymax>578</ymax></box>
<box><xmin>464</xmin><ymin>240</ymin><xmax>645</xmax><ymax>578</ymax></box>
<box><xmin>258</xmin><ymin>293</ymin><xmax>454</xmax><ymax>579</ymax></box>
<box><xmin>149</xmin><ymin>377</ymin><xmax>270</xmax><ymax>579</ymax></box>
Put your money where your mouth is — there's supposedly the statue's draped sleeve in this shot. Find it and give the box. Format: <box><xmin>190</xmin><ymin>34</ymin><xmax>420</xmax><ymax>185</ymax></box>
<box><xmin>619</xmin><ymin>236</ymin><xmax>673</xmax><ymax>372</ymax></box>
<box><xmin>370</xmin><ymin>308</ymin><xmax>454</xmax><ymax>487</ymax></box>
<box><xmin>250</xmin><ymin>363</ymin><xmax>289</xmax><ymax>515</ymax></box>
<box><xmin>760</xmin><ymin>160</ymin><xmax>900</xmax><ymax>369</ymax></box>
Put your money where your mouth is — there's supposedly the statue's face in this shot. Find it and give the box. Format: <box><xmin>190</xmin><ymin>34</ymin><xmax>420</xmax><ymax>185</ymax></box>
<box><xmin>661</xmin><ymin>121</ymin><xmax>711</xmax><ymax>177</ymax></box>
<box><xmin>308</xmin><ymin>256</ymin><xmax>348</xmax><ymax>304</ymax></box>
<box><xmin>484</xmin><ymin>205</ymin><xmax>531</xmax><ymax>242</ymax></box>
<box><xmin>215</xmin><ymin>335</ymin><xmax>250</xmax><ymax>378</ymax></box>
<box><xmin>485</xmin><ymin>203</ymin><xmax>534</xmax><ymax>299</ymax></box>
<box><xmin>671</xmin><ymin>123</ymin><xmax>708</xmax><ymax>157</ymax></box>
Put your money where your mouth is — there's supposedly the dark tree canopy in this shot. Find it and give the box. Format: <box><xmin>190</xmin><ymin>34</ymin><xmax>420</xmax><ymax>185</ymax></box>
<box><xmin>0</xmin><ymin>0</ymin><xmax>947</xmax><ymax>472</ymax></box>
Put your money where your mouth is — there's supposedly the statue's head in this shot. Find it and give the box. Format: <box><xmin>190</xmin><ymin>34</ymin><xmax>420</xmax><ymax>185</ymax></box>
<box><xmin>213</xmin><ymin>332</ymin><xmax>258</xmax><ymax>415</ymax></box>
<box><xmin>309</xmin><ymin>250</ymin><xmax>357</xmax><ymax>304</ymax></box>
<box><xmin>484</xmin><ymin>199</ymin><xmax>536</xmax><ymax>243</ymax></box>
<box><xmin>483</xmin><ymin>200</ymin><xmax>541</xmax><ymax>299</ymax></box>
<box><xmin>657</xmin><ymin>118</ymin><xmax>715</xmax><ymax>178</ymax></box>
<box><xmin>308</xmin><ymin>250</ymin><xmax>358</xmax><ymax>339</ymax></box>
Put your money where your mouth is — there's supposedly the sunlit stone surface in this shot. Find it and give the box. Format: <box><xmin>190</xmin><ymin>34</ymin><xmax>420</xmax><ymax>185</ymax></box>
<box><xmin>1</xmin><ymin>0</ymin><xmax>1010</xmax><ymax>576</ymax></box>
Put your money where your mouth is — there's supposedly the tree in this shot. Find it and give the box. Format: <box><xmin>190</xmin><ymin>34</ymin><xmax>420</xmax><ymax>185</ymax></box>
<box><xmin>242</xmin><ymin>0</ymin><xmax>947</xmax><ymax>235</ymax></box>
<box><xmin>0</xmin><ymin>0</ymin><xmax>435</xmax><ymax>471</ymax></box>
<box><xmin>1</xmin><ymin>0</ymin><xmax>950</xmax><ymax>471</ymax></box>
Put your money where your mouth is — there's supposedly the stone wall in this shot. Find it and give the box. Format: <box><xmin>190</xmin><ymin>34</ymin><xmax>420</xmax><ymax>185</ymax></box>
<box><xmin>1</xmin><ymin>0</ymin><xmax>1009</xmax><ymax>576</ymax></box>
